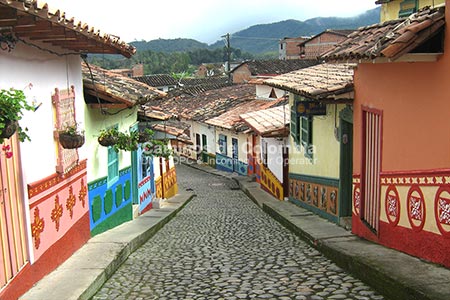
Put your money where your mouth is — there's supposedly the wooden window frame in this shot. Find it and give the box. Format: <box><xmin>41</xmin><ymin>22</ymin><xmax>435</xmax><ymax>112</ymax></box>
<box><xmin>218</xmin><ymin>134</ymin><xmax>227</xmax><ymax>156</ymax></box>
<box><xmin>300</xmin><ymin>115</ymin><xmax>313</xmax><ymax>159</ymax></box>
<box><xmin>398</xmin><ymin>0</ymin><xmax>418</xmax><ymax>18</ymax></box>
<box><xmin>107</xmin><ymin>125</ymin><xmax>119</xmax><ymax>186</ymax></box>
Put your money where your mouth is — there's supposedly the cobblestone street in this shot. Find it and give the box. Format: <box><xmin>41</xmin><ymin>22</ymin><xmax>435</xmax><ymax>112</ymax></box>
<box><xmin>92</xmin><ymin>164</ymin><xmax>385</xmax><ymax>300</ymax></box>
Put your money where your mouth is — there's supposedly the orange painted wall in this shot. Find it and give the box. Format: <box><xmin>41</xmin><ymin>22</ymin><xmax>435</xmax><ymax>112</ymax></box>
<box><xmin>353</xmin><ymin>34</ymin><xmax>450</xmax><ymax>172</ymax></box>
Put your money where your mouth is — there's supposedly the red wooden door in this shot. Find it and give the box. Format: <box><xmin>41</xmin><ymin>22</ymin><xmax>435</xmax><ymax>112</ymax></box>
<box><xmin>0</xmin><ymin>137</ymin><xmax>29</xmax><ymax>288</ymax></box>
<box><xmin>361</xmin><ymin>108</ymin><xmax>383</xmax><ymax>233</ymax></box>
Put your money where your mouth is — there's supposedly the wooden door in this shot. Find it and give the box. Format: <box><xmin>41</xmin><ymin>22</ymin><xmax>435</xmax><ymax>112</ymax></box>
<box><xmin>232</xmin><ymin>138</ymin><xmax>239</xmax><ymax>173</ymax></box>
<box><xmin>0</xmin><ymin>137</ymin><xmax>28</xmax><ymax>288</ymax></box>
<box><xmin>361</xmin><ymin>108</ymin><xmax>383</xmax><ymax>233</ymax></box>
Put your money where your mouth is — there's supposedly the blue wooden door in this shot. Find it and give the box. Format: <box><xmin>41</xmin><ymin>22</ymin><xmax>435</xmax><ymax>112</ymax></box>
<box><xmin>232</xmin><ymin>138</ymin><xmax>239</xmax><ymax>173</ymax></box>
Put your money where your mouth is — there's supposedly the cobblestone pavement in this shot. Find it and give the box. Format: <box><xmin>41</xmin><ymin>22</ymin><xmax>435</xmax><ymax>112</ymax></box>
<box><xmin>92</xmin><ymin>164</ymin><xmax>385</xmax><ymax>300</ymax></box>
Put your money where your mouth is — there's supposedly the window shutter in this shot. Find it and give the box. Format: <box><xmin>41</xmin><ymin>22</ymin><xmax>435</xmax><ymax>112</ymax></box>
<box><xmin>290</xmin><ymin>102</ymin><xmax>298</xmax><ymax>144</ymax></box>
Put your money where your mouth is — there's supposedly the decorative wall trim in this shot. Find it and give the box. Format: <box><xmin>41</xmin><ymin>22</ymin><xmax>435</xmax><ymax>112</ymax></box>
<box><xmin>289</xmin><ymin>174</ymin><xmax>340</xmax><ymax>218</ymax></box>
<box><xmin>289</xmin><ymin>173</ymin><xmax>339</xmax><ymax>187</ymax></box>
<box><xmin>260</xmin><ymin>163</ymin><xmax>283</xmax><ymax>200</ymax></box>
<box><xmin>28</xmin><ymin>160</ymin><xmax>87</xmax><ymax>198</ymax></box>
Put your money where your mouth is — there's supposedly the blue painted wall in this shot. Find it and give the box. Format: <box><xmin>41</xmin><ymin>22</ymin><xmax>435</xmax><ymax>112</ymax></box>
<box><xmin>88</xmin><ymin>167</ymin><xmax>133</xmax><ymax>236</ymax></box>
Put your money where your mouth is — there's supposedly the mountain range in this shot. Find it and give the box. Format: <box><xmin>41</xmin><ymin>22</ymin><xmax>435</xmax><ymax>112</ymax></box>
<box><xmin>131</xmin><ymin>7</ymin><xmax>381</xmax><ymax>55</ymax></box>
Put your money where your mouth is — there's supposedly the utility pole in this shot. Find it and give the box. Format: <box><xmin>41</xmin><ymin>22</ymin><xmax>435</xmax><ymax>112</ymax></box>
<box><xmin>222</xmin><ymin>33</ymin><xmax>232</xmax><ymax>84</ymax></box>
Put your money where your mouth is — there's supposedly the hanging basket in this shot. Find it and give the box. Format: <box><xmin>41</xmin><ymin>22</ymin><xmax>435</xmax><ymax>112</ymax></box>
<box><xmin>0</xmin><ymin>120</ymin><xmax>19</xmax><ymax>140</ymax></box>
<box><xmin>138</xmin><ymin>132</ymin><xmax>151</xmax><ymax>143</ymax></box>
<box><xmin>59</xmin><ymin>133</ymin><xmax>85</xmax><ymax>149</ymax></box>
<box><xmin>98</xmin><ymin>135</ymin><xmax>117</xmax><ymax>147</ymax></box>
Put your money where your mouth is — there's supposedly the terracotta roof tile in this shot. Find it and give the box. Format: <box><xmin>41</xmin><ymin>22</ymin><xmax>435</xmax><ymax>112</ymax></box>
<box><xmin>205</xmin><ymin>100</ymin><xmax>271</xmax><ymax>131</ymax></box>
<box><xmin>263</xmin><ymin>63</ymin><xmax>355</xmax><ymax>101</ymax></box>
<box><xmin>0</xmin><ymin>0</ymin><xmax>135</xmax><ymax>57</ymax></box>
<box><xmin>240</xmin><ymin>105</ymin><xmax>290</xmax><ymax>137</ymax></box>
<box><xmin>134</xmin><ymin>75</ymin><xmax>178</xmax><ymax>87</ymax></box>
<box><xmin>232</xmin><ymin>59</ymin><xmax>319</xmax><ymax>76</ymax></box>
<box><xmin>141</xmin><ymin>84</ymin><xmax>256</xmax><ymax>122</ymax></box>
<box><xmin>321</xmin><ymin>6</ymin><xmax>445</xmax><ymax>61</ymax></box>
<box><xmin>82</xmin><ymin>63</ymin><xmax>166</xmax><ymax>106</ymax></box>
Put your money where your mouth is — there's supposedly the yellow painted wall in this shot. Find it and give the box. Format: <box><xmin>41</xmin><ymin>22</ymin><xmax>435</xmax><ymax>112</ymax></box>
<box><xmin>380</xmin><ymin>0</ymin><xmax>445</xmax><ymax>22</ymax></box>
<box><xmin>289</xmin><ymin>94</ymin><xmax>344</xmax><ymax>179</ymax></box>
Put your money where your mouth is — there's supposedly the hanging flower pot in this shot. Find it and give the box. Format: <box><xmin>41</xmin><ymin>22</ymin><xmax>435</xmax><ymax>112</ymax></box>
<box><xmin>0</xmin><ymin>88</ymin><xmax>34</xmax><ymax>144</ymax></box>
<box><xmin>59</xmin><ymin>132</ymin><xmax>85</xmax><ymax>149</ymax></box>
<box><xmin>98</xmin><ymin>135</ymin><xmax>117</xmax><ymax>147</ymax></box>
<box><xmin>58</xmin><ymin>123</ymin><xmax>85</xmax><ymax>149</ymax></box>
<box><xmin>0</xmin><ymin>120</ymin><xmax>18</xmax><ymax>139</ymax></box>
<box><xmin>137</xmin><ymin>128</ymin><xmax>154</xmax><ymax>143</ymax></box>
<box><xmin>98</xmin><ymin>128</ymin><xmax>119</xmax><ymax>147</ymax></box>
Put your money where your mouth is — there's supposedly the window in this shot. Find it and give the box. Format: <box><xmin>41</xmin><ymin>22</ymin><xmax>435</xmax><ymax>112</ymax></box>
<box><xmin>290</xmin><ymin>103</ymin><xmax>300</xmax><ymax>144</ymax></box>
<box><xmin>108</xmin><ymin>146</ymin><xmax>119</xmax><ymax>185</ymax></box>
<box><xmin>398</xmin><ymin>0</ymin><xmax>418</xmax><ymax>18</ymax></box>
<box><xmin>269</xmin><ymin>88</ymin><xmax>277</xmax><ymax>99</ymax></box>
<box><xmin>107</xmin><ymin>125</ymin><xmax>119</xmax><ymax>185</ymax></box>
<box><xmin>218</xmin><ymin>134</ymin><xmax>227</xmax><ymax>155</ymax></box>
<box><xmin>300</xmin><ymin>116</ymin><xmax>312</xmax><ymax>148</ymax></box>
<box><xmin>262</xmin><ymin>140</ymin><xmax>268</xmax><ymax>166</ymax></box>
<box><xmin>291</xmin><ymin>95</ymin><xmax>314</xmax><ymax>158</ymax></box>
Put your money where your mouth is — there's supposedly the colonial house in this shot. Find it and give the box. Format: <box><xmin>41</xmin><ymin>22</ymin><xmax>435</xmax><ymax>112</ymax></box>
<box><xmin>377</xmin><ymin>0</ymin><xmax>444</xmax><ymax>21</ymax></box>
<box><xmin>298</xmin><ymin>29</ymin><xmax>355</xmax><ymax>59</ymax></box>
<box><xmin>231</xmin><ymin>59</ymin><xmax>319</xmax><ymax>84</ymax></box>
<box><xmin>240</xmin><ymin>105</ymin><xmax>290</xmax><ymax>200</ymax></box>
<box><xmin>205</xmin><ymin>100</ymin><xmax>274</xmax><ymax>176</ymax></box>
<box><xmin>279</xmin><ymin>37</ymin><xmax>308</xmax><ymax>60</ymax></box>
<box><xmin>140</xmin><ymin>84</ymin><xmax>257</xmax><ymax>167</ymax></box>
<box><xmin>322</xmin><ymin>2</ymin><xmax>450</xmax><ymax>267</ymax></box>
<box><xmin>196</xmin><ymin>63</ymin><xmax>225</xmax><ymax>77</ymax></box>
<box><xmin>110</xmin><ymin>64</ymin><xmax>144</xmax><ymax>78</ymax></box>
<box><xmin>264</xmin><ymin>63</ymin><xmax>355</xmax><ymax>225</ymax></box>
<box><xmin>0</xmin><ymin>1</ymin><xmax>135</xmax><ymax>299</ymax></box>
<box><xmin>82</xmin><ymin>63</ymin><xmax>166</xmax><ymax>234</ymax></box>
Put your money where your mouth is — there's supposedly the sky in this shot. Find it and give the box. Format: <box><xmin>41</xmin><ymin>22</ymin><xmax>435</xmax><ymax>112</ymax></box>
<box><xmin>42</xmin><ymin>0</ymin><xmax>379</xmax><ymax>44</ymax></box>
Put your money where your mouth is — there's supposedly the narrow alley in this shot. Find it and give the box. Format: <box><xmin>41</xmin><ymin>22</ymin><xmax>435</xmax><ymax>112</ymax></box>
<box><xmin>92</xmin><ymin>164</ymin><xmax>384</xmax><ymax>300</ymax></box>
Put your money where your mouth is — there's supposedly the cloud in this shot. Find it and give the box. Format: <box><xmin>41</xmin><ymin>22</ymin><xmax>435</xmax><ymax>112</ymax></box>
<box><xmin>43</xmin><ymin>0</ymin><xmax>378</xmax><ymax>43</ymax></box>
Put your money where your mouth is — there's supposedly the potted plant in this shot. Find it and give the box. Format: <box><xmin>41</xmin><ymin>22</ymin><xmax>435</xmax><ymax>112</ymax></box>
<box><xmin>0</xmin><ymin>88</ymin><xmax>34</xmax><ymax>143</ymax></box>
<box><xmin>114</xmin><ymin>131</ymin><xmax>139</xmax><ymax>152</ymax></box>
<box><xmin>138</xmin><ymin>128</ymin><xmax>154</xmax><ymax>143</ymax></box>
<box><xmin>58</xmin><ymin>123</ymin><xmax>85</xmax><ymax>149</ymax></box>
<box><xmin>98</xmin><ymin>127</ymin><xmax>120</xmax><ymax>147</ymax></box>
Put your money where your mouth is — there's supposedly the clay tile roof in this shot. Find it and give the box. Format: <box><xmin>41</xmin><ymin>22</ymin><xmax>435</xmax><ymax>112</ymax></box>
<box><xmin>321</xmin><ymin>6</ymin><xmax>445</xmax><ymax>61</ymax></box>
<box><xmin>264</xmin><ymin>63</ymin><xmax>355</xmax><ymax>101</ymax></box>
<box><xmin>133</xmin><ymin>75</ymin><xmax>179</xmax><ymax>87</ymax></box>
<box><xmin>0</xmin><ymin>0</ymin><xmax>135</xmax><ymax>57</ymax></box>
<box><xmin>240</xmin><ymin>105</ymin><xmax>290</xmax><ymax>137</ymax></box>
<box><xmin>168</xmin><ymin>77</ymin><xmax>230</xmax><ymax>97</ymax></box>
<box><xmin>299</xmin><ymin>29</ymin><xmax>355</xmax><ymax>46</ymax></box>
<box><xmin>205</xmin><ymin>100</ymin><xmax>270</xmax><ymax>131</ymax></box>
<box><xmin>82</xmin><ymin>63</ymin><xmax>166</xmax><ymax>107</ymax></box>
<box><xmin>142</xmin><ymin>84</ymin><xmax>256</xmax><ymax>122</ymax></box>
<box><xmin>232</xmin><ymin>59</ymin><xmax>319</xmax><ymax>76</ymax></box>
<box><xmin>151</xmin><ymin>120</ymin><xmax>192</xmax><ymax>143</ymax></box>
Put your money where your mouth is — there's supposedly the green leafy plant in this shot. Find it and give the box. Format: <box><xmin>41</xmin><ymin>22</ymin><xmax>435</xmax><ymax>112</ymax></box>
<box><xmin>113</xmin><ymin>131</ymin><xmax>139</xmax><ymax>152</ymax></box>
<box><xmin>143</xmin><ymin>138</ymin><xmax>173</xmax><ymax>159</ymax></box>
<box><xmin>138</xmin><ymin>128</ymin><xmax>154</xmax><ymax>143</ymax></box>
<box><xmin>98</xmin><ymin>127</ymin><xmax>120</xmax><ymax>147</ymax></box>
<box><xmin>0</xmin><ymin>88</ymin><xmax>34</xmax><ymax>144</ymax></box>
